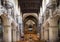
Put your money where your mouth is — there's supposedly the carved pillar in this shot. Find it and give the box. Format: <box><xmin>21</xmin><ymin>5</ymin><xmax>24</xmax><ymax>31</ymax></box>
<box><xmin>16</xmin><ymin>25</ymin><xmax>20</xmax><ymax>41</ymax></box>
<box><xmin>44</xmin><ymin>12</ymin><xmax>46</xmax><ymax>22</ymax></box>
<box><xmin>43</xmin><ymin>23</ymin><xmax>49</xmax><ymax>42</ymax></box>
<box><xmin>3</xmin><ymin>25</ymin><xmax>11</xmax><ymax>42</ymax></box>
<box><xmin>49</xmin><ymin>9</ymin><xmax>53</xmax><ymax>17</ymax></box>
<box><xmin>48</xmin><ymin>18</ymin><xmax>58</xmax><ymax>42</ymax></box>
<box><xmin>21</xmin><ymin>23</ymin><xmax>24</xmax><ymax>36</ymax></box>
<box><xmin>41</xmin><ymin>27</ymin><xmax>44</xmax><ymax>40</ymax></box>
<box><xmin>4</xmin><ymin>0</ymin><xmax>14</xmax><ymax>15</ymax></box>
<box><xmin>12</xmin><ymin>27</ymin><xmax>16</xmax><ymax>42</ymax></box>
<box><xmin>12</xmin><ymin>20</ymin><xmax>17</xmax><ymax>42</ymax></box>
<box><xmin>1</xmin><ymin>14</ymin><xmax>17</xmax><ymax>42</ymax></box>
<box><xmin>44</xmin><ymin>27</ymin><xmax>49</xmax><ymax>41</ymax></box>
<box><xmin>47</xmin><ymin>0</ymin><xmax>57</xmax><ymax>17</ymax></box>
<box><xmin>1</xmin><ymin>14</ymin><xmax>12</xmax><ymax>42</ymax></box>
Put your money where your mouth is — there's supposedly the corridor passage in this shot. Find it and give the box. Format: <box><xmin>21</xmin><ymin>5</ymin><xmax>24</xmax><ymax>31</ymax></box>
<box><xmin>0</xmin><ymin>0</ymin><xmax>60</xmax><ymax>42</ymax></box>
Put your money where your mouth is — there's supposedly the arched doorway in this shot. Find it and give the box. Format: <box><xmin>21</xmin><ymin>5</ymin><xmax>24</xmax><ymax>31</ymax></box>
<box><xmin>23</xmin><ymin>15</ymin><xmax>39</xmax><ymax>42</ymax></box>
<box><xmin>0</xmin><ymin>16</ymin><xmax>3</xmax><ymax>42</ymax></box>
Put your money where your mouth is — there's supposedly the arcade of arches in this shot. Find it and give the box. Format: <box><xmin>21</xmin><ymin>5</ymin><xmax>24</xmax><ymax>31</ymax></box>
<box><xmin>0</xmin><ymin>0</ymin><xmax>60</xmax><ymax>42</ymax></box>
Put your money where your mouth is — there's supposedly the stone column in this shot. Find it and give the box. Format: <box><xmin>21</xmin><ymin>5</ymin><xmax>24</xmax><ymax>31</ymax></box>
<box><xmin>20</xmin><ymin>23</ymin><xmax>24</xmax><ymax>37</ymax></box>
<box><xmin>1</xmin><ymin>14</ymin><xmax>12</xmax><ymax>42</ymax></box>
<box><xmin>44</xmin><ymin>13</ymin><xmax>46</xmax><ymax>22</ymax></box>
<box><xmin>41</xmin><ymin>27</ymin><xmax>44</xmax><ymax>40</ymax></box>
<box><xmin>42</xmin><ymin>21</ymin><xmax>49</xmax><ymax>42</ymax></box>
<box><xmin>12</xmin><ymin>20</ymin><xmax>17</xmax><ymax>42</ymax></box>
<box><xmin>48</xmin><ymin>18</ymin><xmax>58</xmax><ymax>42</ymax></box>
<box><xmin>12</xmin><ymin>27</ymin><xmax>16</xmax><ymax>42</ymax></box>
<box><xmin>3</xmin><ymin>25</ymin><xmax>12</xmax><ymax>42</ymax></box>
<box><xmin>49</xmin><ymin>9</ymin><xmax>53</xmax><ymax>17</ymax></box>
<box><xmin>44</xmin><ymin>27</ymin><xmax>49</xmax><ymax>41</ymax></box>
<box><xmin>16</xmin><ymin>25</ymin><xmax>20</xmax><ymax>41</ymax></box>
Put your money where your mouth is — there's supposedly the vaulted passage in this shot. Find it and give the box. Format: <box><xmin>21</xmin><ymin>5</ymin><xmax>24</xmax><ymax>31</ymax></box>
<box><xmin>23</xmin><ymin>15</ymin><xmax>38</xmax><ymax>42</ymax></box>
<box><xmin>0</xmin><ymin>0</ymin><xmax>60</xmax><ymax>42</ymax></box>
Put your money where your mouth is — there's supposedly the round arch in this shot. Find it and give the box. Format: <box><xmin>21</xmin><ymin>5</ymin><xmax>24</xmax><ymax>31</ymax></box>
<box><xmin>23</xmin><ymin>13</ymin><xmax>38</xmax><ymax>21</ymax></box>
<box><xmin>23</xmin><ymin>15</ymin><xmax>38</xmax><ymax>25</ymax></box>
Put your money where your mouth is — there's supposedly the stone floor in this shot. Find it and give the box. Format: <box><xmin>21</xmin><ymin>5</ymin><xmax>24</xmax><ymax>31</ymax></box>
<box><xmin>17</xmin><ymin>40</ymin><xmax>45</xmax><ymax>42</ymax></box>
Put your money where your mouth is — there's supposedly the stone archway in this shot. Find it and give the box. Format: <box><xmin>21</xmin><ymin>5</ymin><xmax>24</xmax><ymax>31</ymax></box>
<box><xmin>23</xmin><ymin>14</ymin><xmax>39</xmax><ymax>42</ymax></box>
<box><xmin>23</xmin><ymin>13</ymin><xmax>38</xmax><ymax>21</ymax></box>
<box><xmin>23</xmin><ymin>15</ymin><xmax>38</xmax><ymax>25</ymax></box>
<box><xmin>23</xmin><ymin>15</ymin><xmax>38</xmax><ymax>32</ymax></box>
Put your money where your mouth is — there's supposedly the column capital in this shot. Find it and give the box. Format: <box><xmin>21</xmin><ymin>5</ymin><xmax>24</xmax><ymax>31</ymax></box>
<box><xmin>47</xmin><ymin>1</ymin><xmax>57</xmax><ymax>9</ymax></box>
